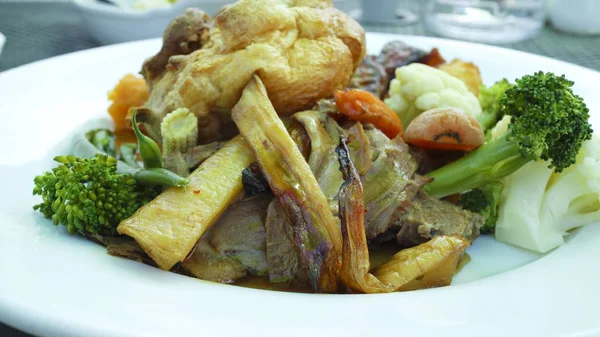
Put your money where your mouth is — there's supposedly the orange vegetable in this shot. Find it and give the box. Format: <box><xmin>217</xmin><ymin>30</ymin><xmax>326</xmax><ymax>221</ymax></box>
<box><xmin>419</xmin><ymin>47</ymin><xmax>445</xmax><ymax>67</ymax></box>
<box><xmin>107</xmin><ymin>74</ymin><xmax>148</xmax><ymax>132</ymax></box>
<box><xmin>334</xmin><ymin>89</ymin><xmax>403</xmax><ymax>139</ymax></box>
<box><xmin>404</xmin><ymin>107</ymin><xmax>484</xmax><ymax>152</ymax></box>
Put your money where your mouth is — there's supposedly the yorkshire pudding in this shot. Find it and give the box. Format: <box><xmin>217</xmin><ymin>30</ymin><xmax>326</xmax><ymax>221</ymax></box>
<box><xmin>140</xmin><ymin>0</ymin><xmax>365</xmax><ymax>143</ymax></box>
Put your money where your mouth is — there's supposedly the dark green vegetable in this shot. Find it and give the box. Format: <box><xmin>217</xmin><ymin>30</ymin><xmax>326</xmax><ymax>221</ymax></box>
<box><xmin>458</xmin><ymin>181</ymin><xmax>504</xmax><ymax>234</ymax></box>
<box><xmin>503</xmin><ymin>72</ymin><xmax>592</xmax><ymax>171</ymax></box>
<box><xmin>132</xmin><ymin>109</ymin><xmax>163</xmax><ymax>169</ymax></box>
<box><xmin>424</xmin><ymin>71</ymin><xmax>593</xmax><ymax>198</ymax></box>
<box><xmin>76</xmin><ymin>129</ymin><xmax>188</xmax><ymax>188</ymax></box>
<box><xmin>33</xmin><ymin>154</ymin><xmax>158</xmax><ymax>235</ymax></box>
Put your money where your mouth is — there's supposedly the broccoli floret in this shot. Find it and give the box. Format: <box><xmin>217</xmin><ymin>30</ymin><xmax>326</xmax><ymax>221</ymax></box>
<box><xmin>478</xmin><ymin>79</ymin><xmax>512</xmax><ymax>132</ymax></box>
<box><xmin>503</xmin><ymin>72</ymin><xmax>592</xmax><ymax>170</ymax></box>
<box><xmin>424</xmin><ymin>71</ymin><xmax>593</xmax><ymax>198</ymax></box>
<box><xmin>33</xmin><ymin>154</ymin><xmax>158</xmax><ymax>236</ymax></box>
<box><xmin>458</xmin><ymin>181</ymin><xmax>503</xmax><ymax>234</ymax></box>
<box><xmin>458</xmin><ymin>189</ymin><xmax>487</xmax><ymax>214</ymax></box>
<box><xmin>32</xmin><ymin>111</ymin><xmax>191</xmax><ymax>236</ymax></box>
<box><xmin>90</xmin><ymin>128</ymin><xmax>117</xmax><ymax>156</ymax></box>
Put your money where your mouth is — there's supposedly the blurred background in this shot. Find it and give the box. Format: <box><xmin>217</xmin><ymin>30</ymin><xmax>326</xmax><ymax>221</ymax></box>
<box><xmin>0</xmin><ymin>0</ymin><xmax>599</xmax><ymax>336</ymax></box>
<box><xmin>0</xmin><ymin>0</ymin><xmax>599</xmax><ymax>72</ymax></box>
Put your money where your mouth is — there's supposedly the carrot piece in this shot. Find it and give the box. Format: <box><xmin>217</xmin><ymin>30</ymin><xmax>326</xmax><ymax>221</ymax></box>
<box><xmin>107</xmin><ymin>74</ymin><xmax>148</xmax><ymax>132</ymax></box>
<box><xmin>334</xmin><ymin>89</ymin><xmax>403</xmax><ymax>139</ymax></box>
<box><xmin>404</xmin><ymin>107</ymin><xmax>484</xmax><ymax>152</ymax></box>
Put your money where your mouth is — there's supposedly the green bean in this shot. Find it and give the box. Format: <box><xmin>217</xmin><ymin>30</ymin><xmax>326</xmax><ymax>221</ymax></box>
<box><xmin>125</xmin><ymin>167</ymin><xmax>189</xmax><ymax>188</ymax></box>
<box><xmin>132</xmin><ymin>109</ymin><xmax>163</xmax><ymax>169</ymax></box>
<box><xmin>71</xmin><ymin>130</ymin><xmax>188</xmax><ymax>188</ymax></box>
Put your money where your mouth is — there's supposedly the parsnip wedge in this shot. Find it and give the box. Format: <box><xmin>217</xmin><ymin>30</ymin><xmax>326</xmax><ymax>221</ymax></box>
<box><xmin>336</xmin><ymin>137</ymin><xmax>469</xmax><ymax>293</ymax></box>
<box><xmin>117</xmin><ymin>135</ymin><xmax>255</xmax><ymax>270</ymax></box>
<box><xmin>232</xmin><ymin>75</ymin><xmax>342</xmax><ymax>292</ymax></box>
<box><xmin>396</xmin><ymin>253</ymin><xmax>462</xmax><ymax>291</ymax></box>
<box><xmin>372</xmin><ymin>235</ymin><xmax>468</xmax><ymax>290</ymax></box>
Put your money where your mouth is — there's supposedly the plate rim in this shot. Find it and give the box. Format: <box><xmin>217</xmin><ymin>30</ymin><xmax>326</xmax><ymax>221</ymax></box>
<box><xmin>1</xmin><ymin>32</ymin><xmax>600</xmax><ymax>337</ymax></box>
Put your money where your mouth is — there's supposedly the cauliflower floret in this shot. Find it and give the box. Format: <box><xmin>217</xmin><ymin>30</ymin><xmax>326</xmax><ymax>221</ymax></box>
<box><xmin>384</xmin><ymin>63</ymin><xmax>482</xmax><ymax>128</ymax></box>
<box><xmin>489</xmin><ymin>115</ymin><xmax>511</xmax><ymax>140</ymax></box>
<box><xmin>495</xmin><ymin>133</ymin><xmax>600</xmax><ymax>253</ymax></box>
<box><xmin>495</xmin><ymin>160</ymin><xmax>556</xmax><ymax>252</ymax></box>
<box><xmin>540</xmin><ymin>134</ymin><xmax>600</xmax><ymax>232</ymax></box>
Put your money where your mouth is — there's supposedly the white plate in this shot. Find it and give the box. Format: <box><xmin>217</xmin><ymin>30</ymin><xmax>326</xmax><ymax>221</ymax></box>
<box><xmin>72</xmin><ymin>0</ymin><xmax>230</xmax><ymax>45</ymax></box>
<box><xmin>1</xmin><ymin>33</ymin><xmax>599</xmax><ymax>337</ymax></box>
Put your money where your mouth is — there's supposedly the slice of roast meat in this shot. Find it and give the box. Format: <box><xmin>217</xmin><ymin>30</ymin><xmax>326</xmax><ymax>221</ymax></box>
<box><xmin>377</xmin><ymin>41</ymin><xmax>428</xmax><ymax>84</ymax></box>
<box><xmin>181</xmin><ymin>195</ymin><xmax>271</xmax><ymax>283</ymax></box>
<box><xmin>265</xmin><ymin>111</ymin><xmax>343</xmax><ymax>286</ymax></box>
<box><xmin>394</xmin><ymin>191</ymin><xmax>484</xmax><ymax>248</ymax></box>
<box><xmin>265</xmin><ymin>200</ymin><xmax>301</xmax><ymax>283</ymax></box>
<box><xmin>208</xmin><ymin>195</ymin><xmax>271</xmax><ymax>275</ymax></box>
<box><xmin>361</xmin><ymin>127</ymin><xmax>425</xmax><ymax>239</ymax></box>
<box><xmin>347</xmin><ymin>56</ymin><xmax>388</xmax><ymax>98</ymax></box>
<box><xmin>360</xmin><ymin>126</ymin><xmax>477</xmax><ymax>245</ymax></box>
<box><xmin>84</xmin><ymin>233</ymin><xmax>156</xmax><ymax>267</ymax></box>
<box><xmin>376</xmin><ymin>41</ymin><xmax>446</xmax><ymax>97</ymax></box>
<box><xmin>181</xmin><ymin>239</ymin><xmax>247</xmax><ymax>283</ymax></box>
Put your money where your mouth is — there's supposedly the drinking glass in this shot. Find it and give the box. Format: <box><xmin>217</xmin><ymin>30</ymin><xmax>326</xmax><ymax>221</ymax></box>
<box><xmin>342</xmin><ymin>0</ymin><xmax>419</xmax><ymax>26</ymax></box>
<box><xmin>423</xmin><ymin>0</ymin><xmax>548</xmax><ymax>43</ymax></box>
